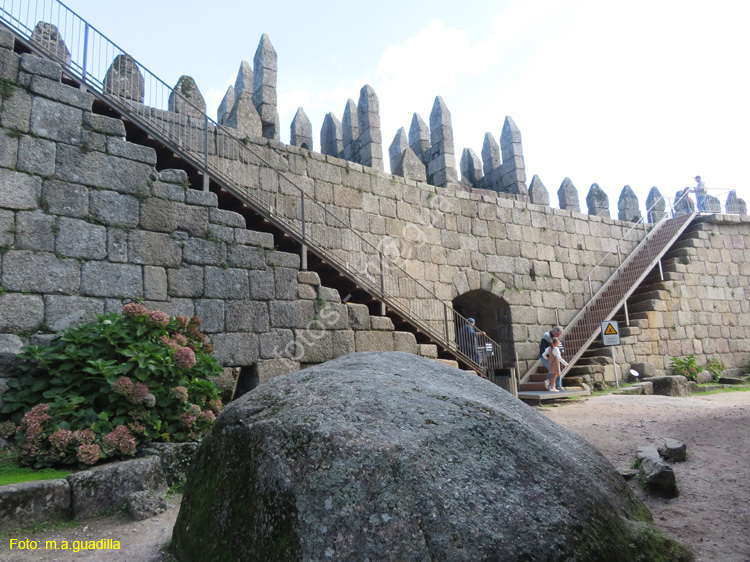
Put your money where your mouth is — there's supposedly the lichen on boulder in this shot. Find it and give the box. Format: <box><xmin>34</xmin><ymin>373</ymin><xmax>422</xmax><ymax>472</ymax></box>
<box><xmin>171</xmin><ymin>352</ymin><xmax>692</xmax><ymax>562</ymax></box>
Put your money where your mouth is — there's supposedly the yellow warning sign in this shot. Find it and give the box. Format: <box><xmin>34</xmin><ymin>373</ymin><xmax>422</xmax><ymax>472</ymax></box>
<box><xmin>604</xmin><ymin>323</ymin><xmax>618</xmax><ymax>335</ymax></box>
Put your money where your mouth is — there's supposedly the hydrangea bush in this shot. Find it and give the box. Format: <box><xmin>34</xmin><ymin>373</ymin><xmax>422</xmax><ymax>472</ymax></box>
<box><xmin>0</xmin><ymin>305</ymin><xmax>223</xmax><ymax>468</ymax></box>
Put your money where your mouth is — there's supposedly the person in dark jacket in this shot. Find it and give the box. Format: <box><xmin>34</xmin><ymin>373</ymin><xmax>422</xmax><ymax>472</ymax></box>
<box><xmin>459</xmin><ymin>318</ymin><xmax>485</xmax><ymax>364</ymax></box>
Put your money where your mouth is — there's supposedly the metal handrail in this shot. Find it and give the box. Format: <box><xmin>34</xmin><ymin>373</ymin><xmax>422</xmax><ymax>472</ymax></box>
<box><xmin>0</xmin><ymin>0</ymin><xmax>507</xmax><ymax>376</ymax></box>
<box><xmin>522</xmin><ymin>196</ymin><xmax>697</xmax><ymax>383</ymax></box>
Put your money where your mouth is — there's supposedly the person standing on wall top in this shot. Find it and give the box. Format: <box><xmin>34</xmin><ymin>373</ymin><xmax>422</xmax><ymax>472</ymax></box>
<box><xmin>459</xmin><ymin>318</ymin><xmax>485</xmax><ymax>365</ymax></box>
<box><xmin>540</xmin><ymin>326</ymin><xmax>564</xmax><ymax>390</ymax></box>
<box><xmin>694</xmin><ymin>175</ymin><xmax>706</xmax><ymax>212</ymax></box>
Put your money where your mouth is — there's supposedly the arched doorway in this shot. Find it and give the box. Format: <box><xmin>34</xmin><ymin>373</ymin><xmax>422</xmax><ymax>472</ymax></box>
<box><xmin>452</xmin><ymin>290</ymin><xmax>515</xmax><ymax>368</ymax></box>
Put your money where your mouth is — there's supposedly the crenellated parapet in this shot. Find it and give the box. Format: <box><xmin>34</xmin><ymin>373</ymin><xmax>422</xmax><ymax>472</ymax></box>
<box><xmin>169</xmin><ymin>76</ymin><xmax>206</xmax><ymax>118</ymax></box>
<box><xmin>586</xmin><ymin>183</ymin><xmax>610</xmax><ymax>218</ymax></box>
<box><xmin>726</xmin><ymin>191</ymin><xmax>748</xmax><ymax>215</ymax></box>
<box><xmin>528</xmin><ymin>175</ymin><xmax>550</xmax><ymax>206</ymax></box>
<box><xmin>290</xmin><ymin>107</ymin><xmax>313</xmax><ymax>151</ymax></box>
<box><xmin>103</xmin><ymin>54</ymin><xmax>144</xmax><ymax>102</ymax></box>
<box><xmin>618</xmin><ymin>186</ymin><xmax>641</xmax><ymax>222</ymax></box>
<box><xmin>253</xmin><ymin>34</ymin><xmax>279</xmax><ymax>140</ymax></box>
<box><xmin>471</xmin><ymin>117</ymin><xmax>527</xmax><ymax>196</ymax></box>
<box><xmin>557</xmin><ymin>178</ymin><xmax>580</xmax><ymax>212</ymax></box>
<box><xmin>646</xmin><ymin>187</ymin><xmax>667</xmax><ymax>223</ymax></box>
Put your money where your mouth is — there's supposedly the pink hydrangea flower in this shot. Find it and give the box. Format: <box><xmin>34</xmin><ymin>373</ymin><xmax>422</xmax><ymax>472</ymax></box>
<box><xmin>179</xmin><ymin>413</ymin><xmax>197</xmax><ymax>428</ymax></box>
<box><xmin>20</xmin><ymin>404</ymin><xmax>51</xmax><ymax>443</ymax></box>
<box><xmin>171</xmin><ymin>386</ymin><xmax>189</xmax><ymax>403</ymax></box>
<box><xmin>199</xmin><ymin>410</ymin><xmax>216</xmax><ymax>423</ymax></box>
<box><xmin>132</xmin><ymin>382</ymin><xmax>149</xmax><ymax>404</ymax></box>
<box><xmin>208</xmin><ymin>398</ymin><xmax>223</xmax><ymax>414</ymax></box>
<box><xmin>122</xmin><ymin>303</ymin><xmax>148</xmax><ymax>318</ymax></box>
<box><xmin>112</xmin><ymin>376</ymin><xmax>134</xmax><ymax>397</ymax></box>
<box><xmin>0</xmin><ymin>420</ymin><xmax>17</xmax><ymax>438</ymax></box>
<box><xmin>147</xmin><ymin>311</ymin><xmax>170</xmax><ymax>327</ymax></box>
<box><xmin>175</xmin><ymin>315</ymin><xmax>190</xmax><ymax>328</ymax></box>
<box><xmin>48</xmin><ymin>429</ymin><xmax>75</xmax><ymax>451</ymax></box>
<box><xmin>173</xmin><ymin>333</ymin><xmax>188</xmax><ymax>346</ymax></box>
<box><xmin>77</xmin><ymin>443</ymin><xmax>101</xmax><ymax>465</ymax></box>
<box><xmin>174</xmin><ymin>346</ymin><xmax>196</xmax><ymax>369</ymax></box>
<box><xmin>102</xmin><ymin>425</ymin><xmax>137</xmax><ymax>456</ymax></box>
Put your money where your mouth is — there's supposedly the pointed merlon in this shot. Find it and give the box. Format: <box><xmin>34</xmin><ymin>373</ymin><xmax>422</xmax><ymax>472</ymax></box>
<box><xmin>673</xmin><ymin>188</ymin><xmax>695</xmax><ymax>215</ymax></box>
<box><xmin>168</xmin><ymin>76</ymin><xmax>206</xmax><ymax>118</ymax></box>
<box><xmin>460</xmin><ymin>148</ymin><xmax>483</xmax><ymax>187</ymax></box>
<box><xmin>357</xmin><ymin>84</ymin><xmax>383</xmax><ymax>171</ymax></box>
<box><xmin>103</xmin><ymin>54</ymin><xmax>145</xmax><ymax>103</ymax></box>
<box><xmin>225</xmin><ymin>90</ymin><xmax>262</xmax><ymax>139</ymax></box>
<box><xmin>702</xmin><ymin>194</ymin><xmax>721</xmax><ymax>213</ymax></box>
<box><xmin>429</xmin><ymin>96</ymin><xmax>454</xmax><ymax>155</ymax></box>
<box><xmin>409</xmin><ymin>113</ymin><xmax>431</xmax><ymax>162</ymax></box>
<box><xmin>557</xmin><ymin>178</ymin><xmax>580</xmax><ymax>212</ymax></box>
<box><xmin>646</xmin><ymin>187</ymin><xmax>667</xmax><ymax>223</ymax></box>
<box><xmin>389</xmin><ymin>128</ymin><xmax>408</xmax><ymax>174</ymax></box>
<box><xmin>497</xmin><ymin>117</ymin><xmax>527</xmax><ymax>195</ymax></box>
<box><xmin>586</xmin><ymin>183</ymin><xmax>610</xmax><ymax>218</ymax></box>
<box><xmin>528</xmin><ymin>175</ymin><xmax>550</xmax><ymax>206</ymax></box>
<box><xmin>481</xmin><ymin>133</ymin><xmax>501</xmax><ymax>174</ymax></box>
<box><xmin>617</xmin><ymin>185</ymin><xmax>641</xmax><ymax>222</ymax></box>
<box><xmin>291</xmin><ymin>107</ymin><xmax>313</xmax><ymax>151</ymax></box>
<box><xmin>234</xmin><ymin>61</ymin><xmax>254</xmax><ymax>95</ymax></box>
<box><xmin>31</xmin><ymin>22</ymin><xmax>71</xmax><ymax>67</ymax></box>
<box><xmin>726</xmin><ymin>190</ymin><xmax>747</xmax><ymax>215</ymax></box>
<box><xmin>393</xmin><ymin>147</ymin><xmax>426</xmax><ymax>182</ymax></box>
<box><xmin>342</xmin><ymin>99</ymin><xmax>359</xmax><ymax>162</ymax></box>
<box><xmin>252</xmin><ymin>34</ymin><xmax>279</xmax><ymax>140</ymax></box>
<box><xmin>217</xmin><ymin>85</ymin><xmax>235</xmax><ymax>125</ymax></box>
<box><xmin>320</xmin><ymin>112</ymin><xmax>344</xmax><ymax>158</ymax></box>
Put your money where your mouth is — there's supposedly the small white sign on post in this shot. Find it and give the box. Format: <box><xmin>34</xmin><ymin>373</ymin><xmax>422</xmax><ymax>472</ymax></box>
<box><xmin>601</xmin><ymin>321</ymin><xmax>620</xmax><ymax>346</ymax></box>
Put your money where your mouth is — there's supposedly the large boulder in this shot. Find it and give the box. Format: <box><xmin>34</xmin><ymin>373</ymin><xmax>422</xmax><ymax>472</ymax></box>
<box><xmin>650</xmin><ymin>375</ymin><xmax>690</xmax><ymax>397</ymax></box>
<box><xmin>171</xmin><ymin>352</ymin><xmax>691</xmax><ymax>562</ymax></box>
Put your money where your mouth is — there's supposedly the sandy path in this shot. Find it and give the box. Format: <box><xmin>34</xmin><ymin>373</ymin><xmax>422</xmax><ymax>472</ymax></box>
<box><xmin>541</xmin><ymin>392</ymin><xmax>750</xmax><ymax>562</ymax></box>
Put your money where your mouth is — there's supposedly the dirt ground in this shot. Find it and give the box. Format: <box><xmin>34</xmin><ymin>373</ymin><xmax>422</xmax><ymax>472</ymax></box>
<box><xmin>1</xmin><ymin>391</ymin><xmax>748</xmax><ymax>562</ymax></box>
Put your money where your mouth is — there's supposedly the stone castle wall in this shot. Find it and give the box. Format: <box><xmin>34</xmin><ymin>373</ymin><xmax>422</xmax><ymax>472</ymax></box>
<box><xmin>0</xmin><ymin>40</ymin><xmax>427</xmax><ymax>405</ymax></box>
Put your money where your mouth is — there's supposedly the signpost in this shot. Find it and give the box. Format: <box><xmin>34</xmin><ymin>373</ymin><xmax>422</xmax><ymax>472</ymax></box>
<box><xmin>601</xmin><ymin>321</ymin><xmax>621</xmax><ymax>387</ymax></box>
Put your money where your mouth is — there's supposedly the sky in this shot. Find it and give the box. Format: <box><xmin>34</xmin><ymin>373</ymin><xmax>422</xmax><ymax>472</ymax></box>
<box><xmin>44</xmin><ymin>0</ymin><xmax>750</xmax><ymax>215</ymax></box>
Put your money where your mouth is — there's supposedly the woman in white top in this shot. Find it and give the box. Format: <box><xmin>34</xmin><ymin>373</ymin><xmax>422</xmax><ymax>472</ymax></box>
<box><xmin>542</xmin><ymin>337</ymin><xmax>568</xmax><ymax>392</ymax></box>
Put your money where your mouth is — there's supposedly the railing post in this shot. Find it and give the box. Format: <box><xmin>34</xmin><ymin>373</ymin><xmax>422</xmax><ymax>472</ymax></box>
<box><xmin>81</xmin><ymin>23</ymin><xmax>89</xmax><ymax>87</ymax></box>
<box><xmin>555</xmin><ymin>308</ymin><xmax>560</xmax><ymax>326</ymax></box>
<box><xmin>587</xmin><ymin>274</ymin><xmax>593</xmax><ymax>299</ymax></box>
<box><xmin>443</xmin><ymin>303</ymin><xmax>450</xmax><ymax>343</ymax></box>
<box><xmin>300</xmin><ymin>193</ymin><xmax>307</xmax><ymax>270</ymax></box>
<box><xmin>658</xmin><ymin>259</ymin><xmax>664</xmax><ymax>281</ymax></box>
<box><xmin>202</xmin><ymin>115</ymin><xmax>210</xmax><ymax>192</ymax></box>
<box><xmin>379</xmin><ymin>251</ymin><xmax>386</xmax><ymax>316</ymax></box>
<box><xmin>624</xmin><ymin>301</ymin><xmax>629</xmax><ymax>326</ymax></box>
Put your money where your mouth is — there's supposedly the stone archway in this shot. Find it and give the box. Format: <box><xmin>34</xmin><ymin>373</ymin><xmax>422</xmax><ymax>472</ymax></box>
<box><xmin>452</xmin><ymin>290</ymin><xmax>515</xmax><ymax>367</ymax></box>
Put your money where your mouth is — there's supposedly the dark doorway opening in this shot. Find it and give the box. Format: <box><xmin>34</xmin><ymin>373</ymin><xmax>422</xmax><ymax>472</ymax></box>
<box><xmin>452</xmin><ymin>290</ymin><xmax>515</xmax><ymax>367</ymax></box>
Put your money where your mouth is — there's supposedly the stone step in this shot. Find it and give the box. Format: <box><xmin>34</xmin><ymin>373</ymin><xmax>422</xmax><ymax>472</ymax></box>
<box><xmin>435</xmin><ymin>358</ymin><xmax>459</xmax><ymax>369</ymax></box>
<box><xmin>627</xmin><ymin>290</ymin><xmax>668</xmax><ymax>304</ymax></box>
<box><xmin>627</xmin><ymin>299</ymin><xmax>667</xmax><ymax>313</ymax></box>
<box><xmin>417</xmin><ymin>343</ymin><xmax>438</xmax><ymax>359</ymax></box>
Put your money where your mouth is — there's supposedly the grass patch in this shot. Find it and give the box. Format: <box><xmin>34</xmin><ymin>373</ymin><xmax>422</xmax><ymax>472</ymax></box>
<box><xmin>694</xmin><ymin>385</ymin><xmax>750</xmax><ymax>396</ymax></box>
<box><xmin>0</xmin><ymin>451</ymin><xmax>73</xmax><ymax>487</ymax></box>
<box><xmin>0</xmin><ymin>517</ymin><xmax>80</xmax><ymax>540</ymax></box>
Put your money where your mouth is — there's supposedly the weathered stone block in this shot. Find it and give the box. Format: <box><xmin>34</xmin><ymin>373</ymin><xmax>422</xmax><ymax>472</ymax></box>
<box><xmin>2</xmin><ymin>251</ymin><xmax>79</xmax><ymax>294</ymax></box>
<box><xmin>0</xmin><ymin>479</ymin><xmax>71</xmax><ymax>532</ymax></box>
<box><xmin>19</xmin><ymin>53</ymin><xmax>61</xmax><ymax>80</ymax></box>
<box><xmin>657</xmin><ymin>438</ymin><xmax>687</xmax><ymax>462</ymax></box>
<box><xmin>42</xmin><ymin>180</ymin><xmax>88</xmax><ymax>218</ymax></box>
<box><xmin>248</xmin><ymin>270</ymin><xmax>275</xmax><ymax>300</ymax></box>
<box><xmin>15</xmin><ymin>210</ymin><xmax>55</xmax><ymax>252</ymax></box>
<box><xmin>355</xmin><ymin>330</ymin><xmax>395</xmax><ymax>352</ymax></box>
<box><xmin>0</xmin><ymin>129</ymin><xmax>18</xmax><ymax>169</ymax></box>
<box><xmin>89</xmin><ymin>190</ymin><xmax>139</xmax><ymax>227</ymax></box>
<box><xmin>226</xmin><ymin>245</ymin><xmax>265</xmax><ymax>270</ymax></box>
<box><xmin>347</xmin><ymin>303</ymin><xmax>371</xmax><ymax>330</ymax></box>
<box><xmin>0</xmin><ymin>48</ymin><xmax>19</xmax><ymax>82</ymax></box>
<box><xmin>106</xmin><ymin>138</ymin><xmax>156</xmax><ymax>164</ymax></box>
<box><xmin>209</xmin><ymin>208</ymin><xmax>246</xmax><ymax>228</ymax></box>
<box><xmin>80</xmin><ymin>262</ymin><xmax>142</xmax><ymax>298</ymax></box>
<box><xmin>128</xmin><ymin>231</ymin><xmax>182</xmax><ymax>267</ymax></box>
<box><xmin>44</xmin><ymin>295</ymin><xmax>104</xmax><ymax>332</ymax></box>
<box><xmin>294</xmin><ymin>330</ymin><xmax>333</xmax><ymax>363</ymax></box>
<box><xmin>332</xmin><ymin>330</ymin><xmax>356</xmax><ymax>357</ymax></box>
<box><xmin>649</xmin><ymin>375</ymin><xmax>689</xmax><ymax>397</ymax></box>
<box><xmin>274</xmin><ymin>267</ymin><xmax>298</xmax><ymax>300</ymax></box>
<box><xmin>182</xmin><ymin>238</ymin><xmax>226</xmax><ymax>266</ymax></box>
<box><xmin>83</xmin><ymin>112</ymin><xmax>126</xmax><ymax>137</ymax></box>
<box><xmin>29</xmin><ymin>76</ymin><xmax>93</xmax><ymax>111</ymax></box>
<box><xmin>0</xmin><ymin>293</ymin><xmax>44</xmax><ymax>332</ymax></box>
<box><xmin>67</xmin><ymin>456</ymin><xmax>167</xmax><ymax>520</ymax></box>
<box><xmin>0</xmin><ymin>334</ymin><xmax>24</xmax><ymax>377</ymax></box>
<box><xmin>140</xmin><ymin>198</ymin><xmax>209</xmax><ymax>236</ymax></box>
<box><xmin>185</xmin><ymin>189</ymin><xmax>218</xmax><ymax>207</ymax></box>
<box><xmin>371</xmin><ymin>316</ymin><xmax>394</xmax><ymax>331</ymax></box>
<box><xmin>393</xmin><ymin>331</ymin><xmax>418</xmax><ymax>354</ymax></box>
<box><xmin>55</xmin><ymin>217</ymin><xmax>107</xmax><ymax>259</ymax></box>
<box><xmin>234</xmin><ymin>228</ymin><xmax>274</xmax><ymax>248</ymax></box>
<box><xmin>168</xmin><ymin>265</ymin><xmax>204</xmax><ymax>298</ymax></box>
<box><xmin>225</xmin><ymin>300</ymin><xmax>269</xmax><ymax>332</ymax></box>
<box><xmin>194</xmin><ymin>299</ymin><xmax>225</xmax><ymax>333</ymax></box>
<box><xmin>144</xmin><ymin>266</ymin><xmax>168</xmax><ymax>301</ymax></box>
<box><xmin>127</xmin><ymin>489</ymin><xmax>167</xmax><ymax>521</ymax></box>
<box><xmin>269</xmin><ymin>300</ymin><xmax>315</xmax><ymax>329</ymax></box>
<box><xmin>256</xmin><ymin>359</ymin><xmax>300</xmax><ymax>384</ymax></box>
<box><xmin>0</xmin><ymin>169</ymin><xmax>42</xmax><ymax>210</ymax></box>
<box><xmin>211</xmin><ymin>332</ymin><xmax>259</xmax><ymax>366</ymax></box>
<box><xmin>0</xmin><ymin>86</ymin><xmax>31</xmax><ymax>132</ymax></box>
<box><xmin>55</xmin><ymin>145</ymin><xmax>152</xmax><ymax>194</ymax></box>
<box><xmin>204</xmin><ymin>267</ymin><xmax>249</xmax><ymax>299</ymax></box>
<box><xmin>107</xmin><ymin>227</ymin><xmax>128</xmax><ymax>263</ymax></box>
<box><xmin>29</xmin><ymin>97</ymin><xmax>82</xmax><ymax>144</ymax></box>
<box><xmin>259</xmin><ymin>329</ymin><xmax>294</xmax><ymax>359</ymax></box>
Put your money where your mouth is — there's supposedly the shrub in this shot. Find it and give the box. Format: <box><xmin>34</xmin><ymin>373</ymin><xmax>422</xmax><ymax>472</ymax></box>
<box><xmin>0</xmin><ymin>305</ymin><xmax>223</xmax><ymax>468</ymax></box>
<box><xmin>706</xmin><ymin>358</ymin><xmax>725</xmax><ymax>382</ymax></box>
<box><xmin>670</xmin><ymin>355</ymin><xmax>700</xmax><ymax>382</ymax></box>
